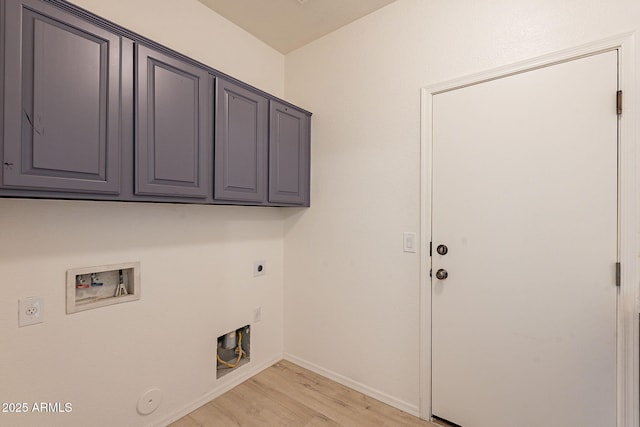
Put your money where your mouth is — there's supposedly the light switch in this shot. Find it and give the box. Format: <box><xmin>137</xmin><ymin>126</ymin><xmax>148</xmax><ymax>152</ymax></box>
<box><xmin>403</xmin><ymin>232</ymin><xmax>417</xmax><ymax>253</ymax></box>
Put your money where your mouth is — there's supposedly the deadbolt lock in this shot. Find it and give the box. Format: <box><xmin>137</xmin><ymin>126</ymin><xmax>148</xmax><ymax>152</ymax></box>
<box><xmin>436</xmin><ymin>244</ymin><xmax>448</xmax><ymax>255</ymax></box>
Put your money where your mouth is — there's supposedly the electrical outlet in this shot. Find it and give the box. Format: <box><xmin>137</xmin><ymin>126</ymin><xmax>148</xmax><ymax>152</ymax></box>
<box><xmin>253</xmin><ymin>261</ymin><xmax>266</xmax><ymax>277</ymax></box>
<box><xmin>253</xmin><ymin>307</ymin><xmax>262</xmax><ymax>323</ymax></box>
<box><xmin>19</xmin><ymin>297</ymin><xmax>44</xmax><ymax>327</ymax></box>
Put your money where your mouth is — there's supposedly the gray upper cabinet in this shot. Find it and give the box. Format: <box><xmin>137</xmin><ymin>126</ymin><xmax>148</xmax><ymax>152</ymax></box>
<box><xmin>136</xmin><ymin>44</ymin><xmax>211</xmax><ymax>198</ymax></box>
<box><xmin>0</xmin><ymin>0</ymin><xmax>310</xmax><ymax>206</ymax></box>
<box><xmin>269</xmin><ymin>101</ymin><xmax>310</xmax><ymax>206</ymax></box>
<box><xmin>215</xmin><ymin>78</ymin><xmax>268</xmax><ymax>203</ymax></box>
<box><xmin>2</xmin><ymin>0</ymin><xmax>122</xmax><ymax>193</ymax></box>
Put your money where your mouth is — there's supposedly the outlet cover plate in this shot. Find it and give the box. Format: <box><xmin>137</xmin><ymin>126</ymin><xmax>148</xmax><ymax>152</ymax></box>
<box><xmin>253</xmin><ymin>307</ymin><xmax>262</xmax><ymax>323</ymax></box>
<box><xmin>19</xmin><ymin>297</ymin><xmax>44</xmax><ymax>327</ymax></box>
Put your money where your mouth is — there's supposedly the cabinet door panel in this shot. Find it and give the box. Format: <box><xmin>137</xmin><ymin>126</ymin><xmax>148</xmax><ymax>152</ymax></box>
<box><xmin>269</xmin><ymin>101</ymin><xmax>310</xmax><ymax>205</ymax></box>
<box><xmin>2</xmin><ymin>0</ymin><xmax>121</xmax><ymax>193</ymax></box>
<box><xmin>136</xmin><ymin>45</ymin><xmax>210</xmax><ymax>198</ymax></box>
<box><xmin>31</xmin><ymin>19</ymin><xmax>102</xmax><ymax>174</ymax></box>
<box><xmin>215</xmin><ymin>79</ymin><xmax>267</xmax><ymax>203</ymax></box>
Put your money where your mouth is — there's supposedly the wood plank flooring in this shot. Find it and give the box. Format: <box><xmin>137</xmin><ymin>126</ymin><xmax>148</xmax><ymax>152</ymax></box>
<box><xmin>169</xmin><ymin>360</ymin><xmax>437</xmax><ymax>426</ymax></box>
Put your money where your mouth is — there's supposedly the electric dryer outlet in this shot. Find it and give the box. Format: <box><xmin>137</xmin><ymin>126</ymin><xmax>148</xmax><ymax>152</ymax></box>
<box><xmin>253</xmin><ymin>261</ymin><xmax>266</xmax><ymax>277</ymax></box>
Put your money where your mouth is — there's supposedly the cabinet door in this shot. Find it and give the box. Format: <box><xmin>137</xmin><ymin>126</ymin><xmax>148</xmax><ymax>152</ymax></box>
<box><xmin>215</xmin><ymin>79</ymin><xmax>267</xmax><ymax>203</ymax></box>
<box><xmin>269</xmin><ymin>101</ymin><xmax>310</xmax><ymax>205</ymax></box>
<box><xmin>2</xmin><ymin>0</ymin><xmax>121</xmax><ymax>193</ymax></box>
<box><xmin>136</xmin><ymin>45</ymin><xmax>210</xmax><ymax>198</ymax></box>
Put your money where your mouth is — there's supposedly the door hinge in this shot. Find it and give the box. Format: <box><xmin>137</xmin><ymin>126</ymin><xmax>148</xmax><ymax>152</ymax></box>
<box><xmin>429</xmin><ymin>241</ymin><xmax>432</xmax><ymax>257</ymax></box>
<box><xmin>616</xmin><ymin>90</ymin><xmax>623</xmax><ymax>115</ymax></box>
<box><xmin>615</xmin><ymin>262</ymin><xmax>621</xmax><ymax>287</ymax></box>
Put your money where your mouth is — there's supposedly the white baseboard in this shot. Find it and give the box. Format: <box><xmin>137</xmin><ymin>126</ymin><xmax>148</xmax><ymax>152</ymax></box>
<box><xmin>154</xmin><ymin>354</ymin><xmax>283</xmax><ymax>427</ymax></box>
<box><xmin>283</xmin><ymin>352</ymin><xmax>420</xmax><ymax>417</ymax></box>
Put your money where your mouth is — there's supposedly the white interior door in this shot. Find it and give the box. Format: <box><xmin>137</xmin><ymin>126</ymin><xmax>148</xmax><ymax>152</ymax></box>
<box><xmin>431</xmin><ymin>50</ymin><xmax>618</xmax><ymax>427</ymax></box>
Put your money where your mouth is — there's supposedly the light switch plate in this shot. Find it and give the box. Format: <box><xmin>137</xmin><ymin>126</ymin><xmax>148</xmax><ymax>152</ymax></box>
<box><xmin>403</xmin><ymin>232</ymin><xmax>417</xmax><ymax>253</ymax></box>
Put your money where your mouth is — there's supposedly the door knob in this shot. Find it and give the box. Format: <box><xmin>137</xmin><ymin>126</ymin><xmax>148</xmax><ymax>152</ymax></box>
<box><xmin>436</xmin><ymin>244</ymin><xmax>448</xmax><ymax>255</ymax></box>
<box><xmin>435</xmin><ymin>269</ymin><xmax>448</xmax><ymax>280</ymax></box>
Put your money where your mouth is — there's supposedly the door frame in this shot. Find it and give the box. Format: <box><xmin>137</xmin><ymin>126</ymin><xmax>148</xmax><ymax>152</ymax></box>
<box><xmin>419</xmin><ymin>33</ymin><xmax>639</xmax><ymax>427</ymax></box>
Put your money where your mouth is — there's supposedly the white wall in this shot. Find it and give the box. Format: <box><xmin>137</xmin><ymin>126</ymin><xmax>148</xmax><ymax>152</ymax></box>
<box><xmin>5</xmin><ymin>0</ymin><xmax>640</xmax><ymax>425</ymax></box>
<box><xmin>0</xmin><ymin>1</ymin><xmax>287</xmax><ymax>426</ymax></box>
<box><xmin>283</xmin><ymin>0</ymin><xmax>640</xmax><ymax>416</ymax></box>
<box><xmin>74</xmin><ymin>0</ymin><xmax>285</xmax><ymax>97</ymax></box>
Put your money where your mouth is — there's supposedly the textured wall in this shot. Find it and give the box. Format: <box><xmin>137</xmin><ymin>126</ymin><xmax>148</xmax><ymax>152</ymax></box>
<box><xmin>0</xmin><ymin>1</ymin><xmax>286</xmax><ymax>425</ymax></box>
<box><xmin>72</xmin><ymin>0</ymin><xmax>284</xmax><ymax>96</ymax></box>
<box><xmin>283</xmin><ymin>0</ymin><xmax>640</xmax><ymax>417</ymax></box>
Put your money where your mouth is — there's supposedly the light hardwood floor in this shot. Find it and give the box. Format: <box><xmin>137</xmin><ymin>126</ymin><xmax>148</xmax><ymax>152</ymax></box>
<box><xmin>169</xmin><ymin>360</ymin><xmax>438</xmax><ymax>426</ymax></box>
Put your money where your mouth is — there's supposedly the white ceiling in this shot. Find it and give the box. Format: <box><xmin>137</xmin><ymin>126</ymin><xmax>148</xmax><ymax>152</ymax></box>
<box><xmin>197</xmin><ymin>0</ymin><xmax>397</xmax><ymax>54</ymax></box>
